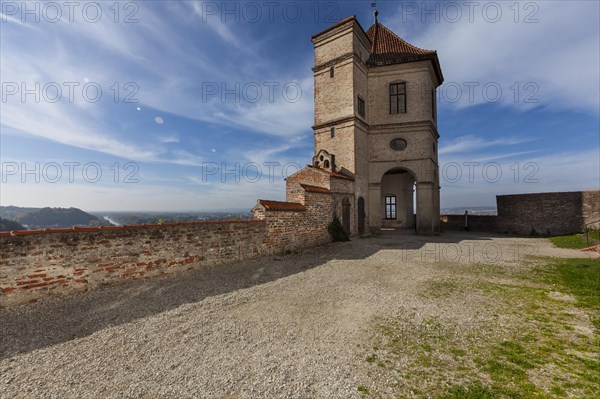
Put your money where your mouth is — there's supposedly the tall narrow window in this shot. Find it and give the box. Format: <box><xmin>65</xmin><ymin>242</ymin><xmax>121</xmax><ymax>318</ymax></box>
<box><xmin>357</xmin><ymin>96</ymin><xmax>365</xmax><ymax>117</ymax></box>
<box><xmin>432</xmin><ymin>89</ymin><xmax>437</xmax><ymax>120</ymax></box>
<box><xmin>385</xmin><ymin>195</ymin><xmax>397</xmax><ymax>219</ymax></box>
<box><xmin>330</xmin><ymin>66</ymin><xmax>335</xmax><ymax>78</ymax></box>
<box><xmin>390</xmin><ymin>83</ymin><xmax>406</xmax><ymax>114</ymax></box>
<box><xmin>330</xmin><ymin>127</ymin><xmax>335</xmax><ymax>138</ymax></box>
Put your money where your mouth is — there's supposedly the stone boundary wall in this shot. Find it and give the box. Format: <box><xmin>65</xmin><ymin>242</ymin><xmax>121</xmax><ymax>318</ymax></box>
<box><xmin>497</xmin><ymin>190</ymin><xmax>599</xmax><ymax>235</ymax></box>
<box><xmin>441</xmin><ymin>191</ymin><xmax>600</xmax><ymax>235</ymax></box>
<box><xmin>1</xmin><ymin>191</ymin><xmax>335</xmax><ymax>307</ymax></box>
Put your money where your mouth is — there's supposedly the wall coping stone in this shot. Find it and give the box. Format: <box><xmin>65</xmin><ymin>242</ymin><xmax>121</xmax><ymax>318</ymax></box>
<box><xmin>0</xmin><ymin>220</ymin><xmax>265</xmax><ymax>237</ymax></box>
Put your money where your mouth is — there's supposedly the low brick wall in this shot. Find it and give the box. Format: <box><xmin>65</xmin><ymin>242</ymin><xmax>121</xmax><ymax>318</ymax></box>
<box><xmin>1</xmin><ymin>197</ymin><xmax>335</xmax><ymax>307</ymax></box>
<box><xmin>0</xmin><ymin>221</ymin><xmax>274</xmax><ymax>306</ymax></box>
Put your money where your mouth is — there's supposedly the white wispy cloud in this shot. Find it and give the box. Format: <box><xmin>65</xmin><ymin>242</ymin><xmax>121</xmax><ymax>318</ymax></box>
<box><xmin>157</xmin><ymin>134</ymin><xmax>180</xmax><ymax>143</ymax></box>
<box><xmin>1</xmin><ymin>1</ymin><xmax>312</xmax><ymax>167</ymax></box>
<box><xmin>389</xmin><ymin>1</ymin><xmax>600</xmax><ymax>113</ymax></box>
<box><xmin>440</xmin><ymin>135</ymin><xmax>536</xmax><ymax>155</ymax></box>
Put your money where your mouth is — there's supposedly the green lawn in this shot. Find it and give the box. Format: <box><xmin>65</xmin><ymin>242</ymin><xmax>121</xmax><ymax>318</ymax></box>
<box><xmin>545</xmin><ymin>257</ymin><xmax>600</xmax><ymax>332</ymax></box>
<box><xmin>550</xmin><ymin>232</ymin><xmax>600</xmax><ymax>249</ymax></box>
<box><xmin>359</xmin><ymin>257</ymin><xmax>600</xmax><ymax>399</ymax></box>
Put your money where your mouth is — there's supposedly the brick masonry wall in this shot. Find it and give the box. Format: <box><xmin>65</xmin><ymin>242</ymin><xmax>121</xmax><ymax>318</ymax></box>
<box><xmin>0</xmin><ymin>188</ymin><xmax>337</xmax><ymax>307</ymax></box>
<box><xmin>1</xmin><ymin>185</ymin><xmax>337</xmax><ymax>306</ymax></box>
<box><xmin>582</xmin><ymin>191</ymin><xmax>600</xmax><ymax>230</ymax></box>
<box><xmin>496</xmin><ymin>191</ymin><xmax>598</xmax><ymax>235</ymax></box>
<box><xmin>0</xmin><ymin>221</ymin><xmax>271</xmax><ymax>307</ymax></box>
<box><xmin>441</xmin><ymin>191</ymin><xmax>600</xmax><ymax>235</ymax></box>
<box><xmin>285</xmin><ymin>167</ymin><xmax>331</xmax><ymax>204</ymax></box>
<box><xmin>263</xmin><ymin>191</ymin><xmax>334</xmax><ymax>251</ymax></box>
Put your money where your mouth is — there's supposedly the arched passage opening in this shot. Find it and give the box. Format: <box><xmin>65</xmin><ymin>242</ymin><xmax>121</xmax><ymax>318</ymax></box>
<box><xmin>380</xmin><ymin>167</ymin><xmax>416</xmax><ymax>229</ymax></box>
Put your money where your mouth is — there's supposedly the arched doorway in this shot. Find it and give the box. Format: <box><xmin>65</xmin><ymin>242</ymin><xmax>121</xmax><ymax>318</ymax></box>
<box><xmin>357</xmin><ymin>197</ymin><xmax>365</xmax><ymax>235</ymax></box>
<box><xmin>380</xmin><ymin>168</ymin><xmax>416</xmax><ymax>229</ymax></box>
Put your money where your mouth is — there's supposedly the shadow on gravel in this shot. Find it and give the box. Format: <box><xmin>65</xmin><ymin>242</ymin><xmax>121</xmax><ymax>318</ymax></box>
<box><xmin>0</xmin><ymin>231</ymin><xmax>496</xmax><ymax>358</ymax></box>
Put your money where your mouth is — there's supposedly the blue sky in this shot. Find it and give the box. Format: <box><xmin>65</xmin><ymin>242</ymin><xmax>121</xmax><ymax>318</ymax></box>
<box><xmin>1</xmin><ymin>0</ymin><xmax>598</xmax><ymax>212</ymax></box>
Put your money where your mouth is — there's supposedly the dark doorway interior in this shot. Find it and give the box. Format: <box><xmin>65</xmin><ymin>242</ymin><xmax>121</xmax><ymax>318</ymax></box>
<box><xmin>358</xmin><ymin>197</ymin><xmax>365</xmax><ymax>235</ymax></box>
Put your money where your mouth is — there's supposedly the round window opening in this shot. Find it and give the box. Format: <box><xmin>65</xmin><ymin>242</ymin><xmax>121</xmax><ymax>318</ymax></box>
<box><xmin>390</xmin><ymin>138</ymin><xmax>407</xmax><ymax>151</ymax></box>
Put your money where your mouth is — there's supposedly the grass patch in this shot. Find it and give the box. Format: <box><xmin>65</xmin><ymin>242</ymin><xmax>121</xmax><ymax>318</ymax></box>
<box><xmin>544</xmin><ymin>258</ymin><xmax>600</xmax><ymax>310</ymax></box>
<box><xmin>359</xmin><ymin>257</ymin><xmax>600</xmax><ymax>398</ymax></box>
<box><xmin>549</xmin><ymin>232</ymin><xmax>600</xmax><ymax>249</ymax></box>
<box><xmin>420</xmin><ymin>280</ymin><xmax>461</xmax><ymax>298</ymax></box>
<box><xmin>542</xmin><ymin>257</ymin><xmax>600</xmax><ymax>336</ymax></box>
<box><xmin>440</xmin><ymin>382</ymin><xmax>498</xmax><ymax>399</ymax></box>
<box><xmin>357</xmin><ymin>385</ymin><xmax>371</xmax><ymax>397</ymax></box>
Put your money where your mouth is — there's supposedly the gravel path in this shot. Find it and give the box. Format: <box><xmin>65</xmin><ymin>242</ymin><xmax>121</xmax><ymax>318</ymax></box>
<box><xmin>0</xmin><ymin>232</ymin><xmax>591</xmax><ymax>398</ymax></box>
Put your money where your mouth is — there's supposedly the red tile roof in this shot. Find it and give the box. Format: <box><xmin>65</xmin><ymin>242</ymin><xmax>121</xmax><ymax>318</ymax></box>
<box><xmin>367</xmin><ymin>22</ymin><xmax>434</xmax><ymax>58</ymax></box>
<box><xmin>257</xmin><ymin>200</ymin><xmax>305</xmax><ymax>212</ymax></box>
<box><xmin>366</xmin><ymin>22</ymin><xmax>443</xmax><ymax>83</ymax></box>
<box><xmin>307</xmin><ymin>165</ymin><xmax>355</xmax><ymax>181</ymax></box>
<box><xmin>312</xmin><ymin>16</ymin><xmax>443</xmax><ymax>83</ymax></box>
<box><xmin>300</xmin><ymin>184</ymin><xmax>332</xmax><ymax>194</ymax></box>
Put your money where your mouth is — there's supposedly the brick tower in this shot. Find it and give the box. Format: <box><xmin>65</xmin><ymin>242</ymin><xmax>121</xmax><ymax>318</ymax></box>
<box><xmin>308</xmin><ymin>14</ymin><xmax>444</xmax><ymax>234</ymax></box>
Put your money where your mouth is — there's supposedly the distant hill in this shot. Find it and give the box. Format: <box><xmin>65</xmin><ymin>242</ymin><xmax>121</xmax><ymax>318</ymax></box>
<box><xmin>0</xmin><ymin>206</ymin><xmax>39</xmax><ymax>221</ymax></box>
<box><xmin>0</xmin><ymin>218</ymin><xmax>26</xmax><ymax>232</ymax></box>
<box><xmin>0</xmin><ymin>206</ymin><xmax>110</xmax><ymax>229</ymax></box>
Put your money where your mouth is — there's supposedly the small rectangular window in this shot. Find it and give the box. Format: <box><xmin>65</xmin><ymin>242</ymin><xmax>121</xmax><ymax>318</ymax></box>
<box><xmin>390</xmin><ymin>83</ymin><xmax>406</xmax><ymax>114</ymax></box>
<box><xmin>385</xmin><ymin>195</ymin><xmax>397</xmax><ymax>219</ymax></box>
<box><xmin>330</xmin><ymin>66</ymin><xmax>334</xmax><ymax>78</ymax></box>
<box><xmin>330</xmin><ymin>127</ymin><xmax>335</xmax><ymax>138</ymax></box>
<box><xmin>357</xmin><ymin>96</ymin><xmax>365</xmax><ymax>118</ymax></box>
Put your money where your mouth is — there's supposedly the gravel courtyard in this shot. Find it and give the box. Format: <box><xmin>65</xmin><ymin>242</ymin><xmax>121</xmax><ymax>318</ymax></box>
<box><xmin>1</xmin><ymin>231</ymin><xmax>596</xmax><ymax>398</ymax></box>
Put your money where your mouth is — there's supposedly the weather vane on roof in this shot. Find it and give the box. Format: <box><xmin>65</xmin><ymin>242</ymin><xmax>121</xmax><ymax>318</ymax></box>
<box><xmin>371</xmin><ymin>2</ymin><xmax>378</xmax><ymax>23</ymax></box>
